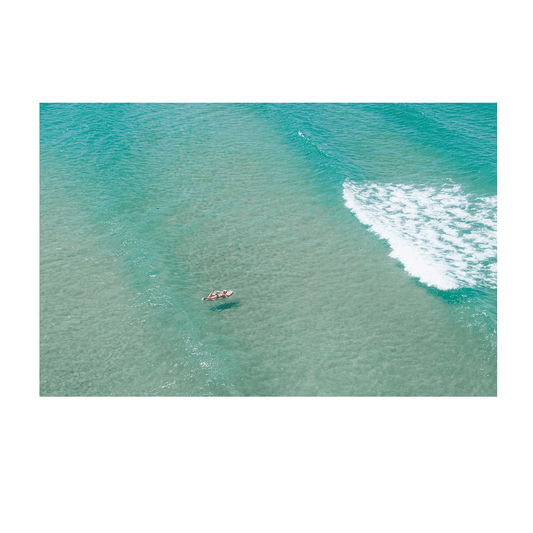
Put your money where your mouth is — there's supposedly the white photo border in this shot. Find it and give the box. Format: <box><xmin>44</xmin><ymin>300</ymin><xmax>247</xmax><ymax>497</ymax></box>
<box><xmin>17</xmin><ymin>84</ymin><xmax>516</xmax><ymax>416</ymax></box>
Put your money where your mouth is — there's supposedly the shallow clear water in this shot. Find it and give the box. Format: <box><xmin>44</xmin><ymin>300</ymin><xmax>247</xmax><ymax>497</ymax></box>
<box><xmin>40</xmin><ymin>103</ymin><xmax>497</xmax><ymax>396</ymax></box>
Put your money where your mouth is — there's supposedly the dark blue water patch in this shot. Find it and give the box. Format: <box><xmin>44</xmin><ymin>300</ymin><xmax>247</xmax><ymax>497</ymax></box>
<box><xmin>421</xmin><ymin>283</ymin><xmax>497</xmax><ymax>340</ymax></box>
<box><xmin>256</xmin><ymin>103</ymin><xmax>496</xmax><ymax>200</ymax></box>
<box><xmin>268</xmin><ymin>106</ymin><xmax>366</xmax><ymax>190</ymax></box>
<box><xmin>425</xmin><ymin>284</ymin><xmax>495</xmax><ymax>311</ymax></box>
<box><xmin>368</xmin><ymin>103</ymin><xmax>497</xmax><ymax>194</ymax></box>
<box><xmin>210</xmin><ymin>301</ymin><xmax>240</xmax><ymax>312</ymax></box>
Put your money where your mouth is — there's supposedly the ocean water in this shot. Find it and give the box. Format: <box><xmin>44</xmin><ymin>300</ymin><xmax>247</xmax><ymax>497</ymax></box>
<box><xmin>40</xmin><ymin>103</ymin><xmax>497</xmax><ymax>396</ymax></box>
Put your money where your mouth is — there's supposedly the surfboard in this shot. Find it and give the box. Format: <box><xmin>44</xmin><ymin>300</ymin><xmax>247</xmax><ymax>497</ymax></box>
<box><xmin>202</xmin><ymin>290</ymin><xmax>233</xmax><ymax>301</ymax></box>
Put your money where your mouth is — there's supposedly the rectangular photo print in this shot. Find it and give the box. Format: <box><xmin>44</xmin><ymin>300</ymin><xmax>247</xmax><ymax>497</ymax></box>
<box><xmin>40</xmin><ymin>103</ymin><xmax>497</xmax><ymax>396</ymax></box>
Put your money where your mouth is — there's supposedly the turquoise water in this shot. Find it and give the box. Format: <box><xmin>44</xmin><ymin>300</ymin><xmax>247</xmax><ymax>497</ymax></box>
<box><xmin>40</xmin><ymin>103</ymin><xmax>497</xmax><ymax>396</ymax></box>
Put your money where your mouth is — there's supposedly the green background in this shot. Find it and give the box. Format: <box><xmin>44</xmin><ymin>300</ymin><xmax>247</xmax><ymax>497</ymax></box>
<box><xmin>0</xmin><ymin>1</ymin><xmax>532</xmax><ymax>532</ymax></box>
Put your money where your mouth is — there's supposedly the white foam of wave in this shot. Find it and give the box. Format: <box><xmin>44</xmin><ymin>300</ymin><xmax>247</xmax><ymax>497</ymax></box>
<box><xmin>342</xmin><ymin>181</ymin><xmax>497</xmax><ymax>290</ymax></box>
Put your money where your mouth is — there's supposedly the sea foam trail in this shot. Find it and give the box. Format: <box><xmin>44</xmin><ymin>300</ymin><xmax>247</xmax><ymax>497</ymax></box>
<box><xmin>342</xmin><ymin>181</ymin><xmax>497</xmax><ymax>290</ymax></box>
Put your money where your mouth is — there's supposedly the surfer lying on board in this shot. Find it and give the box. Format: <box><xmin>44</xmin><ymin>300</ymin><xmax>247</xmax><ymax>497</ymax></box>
<box><xmin>203</xmin><ymin>290</ymin><xmax>231</xmax><ymax>301</ymax></box>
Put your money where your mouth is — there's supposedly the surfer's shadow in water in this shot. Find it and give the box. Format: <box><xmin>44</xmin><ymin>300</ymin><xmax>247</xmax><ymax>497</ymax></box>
<box><xmin>210</xmin><ymin>301</ymin><xmax>240</xmax><ymax>312</ymax></box>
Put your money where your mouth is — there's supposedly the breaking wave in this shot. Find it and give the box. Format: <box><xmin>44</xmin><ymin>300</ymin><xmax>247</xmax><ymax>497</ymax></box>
<box><xmin>342</xmin><ymin>180</ymin><xmax>497</xmax><ymax>290</ymax></box>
